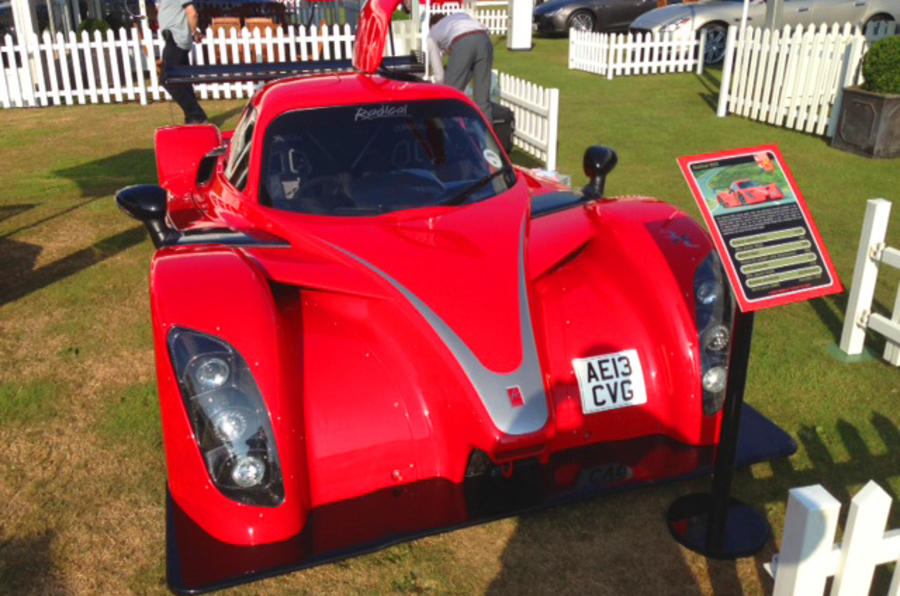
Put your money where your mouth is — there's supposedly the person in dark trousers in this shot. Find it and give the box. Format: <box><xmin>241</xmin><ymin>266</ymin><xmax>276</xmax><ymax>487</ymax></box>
<box><xmin>427</xmin><ymin>12</ymin><xmax>493</xmax><ymax>121</ymax></box>
<box><xmin>158</xmin><ymin>0</ymin><xmax>207</xmax><ymax>124</ymax></box>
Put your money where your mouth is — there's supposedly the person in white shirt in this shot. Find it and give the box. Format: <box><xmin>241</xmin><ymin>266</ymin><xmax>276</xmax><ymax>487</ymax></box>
<box><xmin>426</xmin><ymin>12</ymin><xmax>493</xmax><ymax>121</ymax></box>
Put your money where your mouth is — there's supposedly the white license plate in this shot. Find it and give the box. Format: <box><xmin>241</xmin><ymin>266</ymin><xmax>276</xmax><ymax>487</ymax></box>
<box><xmin>572</xmin><ymin>349</ymin><xmax>647</xmax><ymax>414</ymax></box>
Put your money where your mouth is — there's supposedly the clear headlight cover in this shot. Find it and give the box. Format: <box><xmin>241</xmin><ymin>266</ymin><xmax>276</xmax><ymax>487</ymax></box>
<box><xmin>168</xmin><ymin>328</ymin><xmax>284</xmax><ymax>506</ymax></box>
<box><xmin>693</xmin><ymin>253</ymin><xmax>734</xmax><ymax>415</ymax></box>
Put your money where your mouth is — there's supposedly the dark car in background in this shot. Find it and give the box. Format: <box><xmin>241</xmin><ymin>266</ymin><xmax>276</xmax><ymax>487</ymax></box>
<box><xmin>534</xmin><ymin>0</ymin><xmax>667</xmax><ymax>35</ymax></box>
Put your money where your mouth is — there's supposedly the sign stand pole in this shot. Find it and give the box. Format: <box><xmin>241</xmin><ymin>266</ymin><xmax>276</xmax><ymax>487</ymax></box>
<box><xmin>666</xmin><ymin>309</ymin><xmax>769</xmax><ymax>558</ymax></box>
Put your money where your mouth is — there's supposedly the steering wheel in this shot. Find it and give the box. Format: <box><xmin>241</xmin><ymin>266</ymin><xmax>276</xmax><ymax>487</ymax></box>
<box><xmin>296</xmin><ymin>176</ymin><xmax>355</xmax><ymax>210</ymax></box>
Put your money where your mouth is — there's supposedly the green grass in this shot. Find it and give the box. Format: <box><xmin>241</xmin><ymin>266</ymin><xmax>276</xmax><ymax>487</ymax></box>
<box><xmin>100</xmin><ymin>382</ymin><xmax>163</xmax><ymax>451</ymax></box>
<box><xmin>0</xmin><ymin>37</ymin><xmax>897</xmax><ymax>594</ymax></box>
<box><xmin>0</xmin><ymin>381</ymin><xmax>58</xmax><ymax>426</ymax></box>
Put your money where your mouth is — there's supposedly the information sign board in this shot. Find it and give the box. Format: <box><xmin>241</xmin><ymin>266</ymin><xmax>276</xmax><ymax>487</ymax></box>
<box><xmin>678</xmin><ymin>145</ymin><xmax>842</xmax><ymax>312</ymax></box>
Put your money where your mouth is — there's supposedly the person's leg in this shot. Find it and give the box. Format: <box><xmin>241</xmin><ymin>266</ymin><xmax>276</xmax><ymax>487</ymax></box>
<box><xmin>172</xmin><ymin>46</ymin><xmax>207</xmax><ymax>123</ymax></box>
<box><xmin>161</xmin><ymin>38</ymin><xmax>207</xmax><ymax>124</ymax></box>
<box><xmin>470</xmin><ymin>34</ymin><xmax>493</xmax><ymax>121</ymax></box>
<box><xmin>443</xmin><ymin>37</ymin><xmax>476</xmax><ymax>94</ymax></box>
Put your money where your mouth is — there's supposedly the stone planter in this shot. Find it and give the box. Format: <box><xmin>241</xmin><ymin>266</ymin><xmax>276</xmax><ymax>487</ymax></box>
<box><xmin>831</xmin><ymin>86</ymin><xmax>900</xmax><ymax>159</ymax></box>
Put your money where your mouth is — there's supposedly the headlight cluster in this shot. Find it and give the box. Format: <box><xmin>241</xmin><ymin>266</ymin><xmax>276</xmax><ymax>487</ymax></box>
<box><xmin>168</xmin><ymin>328</ymin><xmax>284</xmax><ymax>506</ymax></box>
<box><xmin>661</xmin><ymin>16</ymin><xmax>691</xmax><ymax>32</ymax></box>
<box><xmin>694</xmin><ymin>253</ymin><xmax>734</xmax><ymax>415</ymax></box>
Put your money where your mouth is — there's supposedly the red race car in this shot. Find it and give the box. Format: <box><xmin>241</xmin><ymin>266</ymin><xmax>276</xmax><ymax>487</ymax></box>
<box><xmin>716</xmin><ymin>178</ymin><xmax>784</xmax><ymax>208</ymax></box>
<box><xmin>117</xmin><ymin>1</ymin><xmax>794</xmax><ymax>591</ymax></box>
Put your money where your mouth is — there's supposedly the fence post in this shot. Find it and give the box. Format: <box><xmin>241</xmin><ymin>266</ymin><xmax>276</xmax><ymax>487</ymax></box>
<box><xmin>716</xmin><ymin>26</ymin><xmax>737</xmax><ymax>117</ymax></box>
<box><xmin>15</xmin><ymin>32</ymin><xmax>36</xmax><ymax>106</ymax></box>
<box><xmin>546</xmin><ymin>87</ymin><xmax>558</xmax><ymax>171</ymax></box>
<box><xmin>31</xmin><ymin>31</ymin><xmax>48</xmax><ymax>106</ymax></box>
<box><xmin>696</xmin><ymin>31</ymin><xmax>705</xmax><ymax>75</ymax></box>
<box><xmin>831</xmin><ymin>481</ymin><xmax>892</xmax><ymax>596</ymax></box>
<box><xmin>839</xmin><ymin>199</ymin><xmax>892</xmax><ymax>355</ymax></box>
<box><xmin>885</xmin><ymin>285</ymin><xmax>900</xmax><ymax>365</ymax></box>
<box><xmin>772</xmin><ymin>485</ymin><xmax>842</xmax><ymax>596</ymax></box>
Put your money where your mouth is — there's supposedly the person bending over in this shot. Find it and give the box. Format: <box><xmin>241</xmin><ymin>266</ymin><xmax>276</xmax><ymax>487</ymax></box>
<box><xmin>427</xmin><ymin>12</ymin><xmax>493</xmax><ymax>121</ymax></box>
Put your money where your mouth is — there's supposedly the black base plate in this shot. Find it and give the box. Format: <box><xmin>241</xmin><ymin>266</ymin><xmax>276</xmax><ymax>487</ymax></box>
<box><xmin>667</xmin><ymin>493</ymin><xmax>769</xmax><ymax>559</ymax></box>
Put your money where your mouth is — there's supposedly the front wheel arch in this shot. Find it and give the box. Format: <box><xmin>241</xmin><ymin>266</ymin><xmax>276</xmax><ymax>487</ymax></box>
<box><xmin>698</xmin><ymin>21</ymin><xmax>729</xmax><ymax>65</ymax></box>
<box><xmin>567</xmin><ymin>9</ymin><xmax>596</xmax><ymax>33</ymax></box>
<box><xmin>864</xmin><ymin>13</ymin><xmax>895</xmax><ymax>32</ymax></box>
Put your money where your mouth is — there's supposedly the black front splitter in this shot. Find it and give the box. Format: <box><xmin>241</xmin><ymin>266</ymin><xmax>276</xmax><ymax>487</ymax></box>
<box><xmin>167</xmin><ymin>404</ymin><xmax>796</xmax><ymax>594</ymax></box>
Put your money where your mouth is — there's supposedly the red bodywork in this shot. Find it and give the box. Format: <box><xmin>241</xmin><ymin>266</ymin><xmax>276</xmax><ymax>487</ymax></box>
<box><xmin>716</xmin><ymin>178</ymin><xmax>784</xmax><ymax>208</ymax></box>
<box><xmin>151</xmin><ymin>71</ymin><xmax>722</xmax><ymax>548</ymax></box>
<box><xmin>128</xmin><ymin>1</ymin><xmax>795</xmax><ymax>590</ymax></box>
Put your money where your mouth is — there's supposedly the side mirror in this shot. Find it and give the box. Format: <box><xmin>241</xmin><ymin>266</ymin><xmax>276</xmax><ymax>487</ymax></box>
<box><xmin>115</xmin><ymin>184</ymin><xmax>177</xmax><ymax>248</ymax></box>
<box><xmin>581</xmin><ymin>146</ymin><xmax>618</xmax><ymax>200</ymax></box>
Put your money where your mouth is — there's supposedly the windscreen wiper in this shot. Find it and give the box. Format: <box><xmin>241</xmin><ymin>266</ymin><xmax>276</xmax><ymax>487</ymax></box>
<box><xmin>441</xmin><ymin>168</ymin><xmax>510</xmax><ymax>206</ymax></box>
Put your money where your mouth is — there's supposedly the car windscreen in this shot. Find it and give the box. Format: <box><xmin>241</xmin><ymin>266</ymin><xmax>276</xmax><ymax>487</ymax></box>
<box><xmin>737</xmin><ymin>180</ymin><xmax>756</xmax><ymax>189</ymax></box>
<box><xmin>259</xmin><ymin>99</ymin><xmax>515</xmax><ymax>216</ymax></box>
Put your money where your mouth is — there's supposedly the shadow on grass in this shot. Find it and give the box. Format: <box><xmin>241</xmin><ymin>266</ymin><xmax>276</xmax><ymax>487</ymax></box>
<box><xmin>808</xmin><ymin>292</ymin><xmax>893</xmax><ymax>346</ymax></box>
<box><xmin>209</xmin><ymin>105</ymin><xmax>245</xmax><ymax>128</ymax></box>
<box><xmin>695</xmin><ymin>66</ymin><xmax>723</xmax><ymax>113</ymax></box>
<box><xmin>488</xmin><ymin>411</ymin><xmax>898</xmax><ymax>595</ymax></box>
<box><xmin>0</xmin><ymin>226</ymin><xmax>146</xmax><ymax>307</ymax></box>
<box><xmin>0</xmin><ymin>531</ymin><xmax>63</xmax><ymax>594</ymax></box>
<box><xmin>2</xmin><ymin>149</ymin><xmax>156</xmax><ymax>240</ymax></box>
<box><xmin>0</xmin><ymin>204</ymin><xmax>38</xmax><ymax>225</ymax></box>
<box><xmin>52</xmin><ymin>149</ymin><xmax>156</xmax><ymax>200</ymax></box>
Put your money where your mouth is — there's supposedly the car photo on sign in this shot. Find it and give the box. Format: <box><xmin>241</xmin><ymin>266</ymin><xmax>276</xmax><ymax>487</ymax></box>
<box><xmin>693</xmin><ymin>150</ymin><xmax>795</xmax><ymax>215</ymax></box>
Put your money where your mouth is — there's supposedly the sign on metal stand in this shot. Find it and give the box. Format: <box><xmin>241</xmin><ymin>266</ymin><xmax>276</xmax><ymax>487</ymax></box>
<box><xmin>667</xmin><ymin>145</ymin><xmax>842</xmax><ymax>558</ymax></box>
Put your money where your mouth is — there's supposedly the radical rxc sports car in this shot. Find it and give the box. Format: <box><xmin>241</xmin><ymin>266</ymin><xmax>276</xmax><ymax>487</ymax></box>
<box><xmin>117</xmin><ymin>0</ymin><xmax>794</xmax><ymax>591</ymax></box>
<box><xmin>716</xmin><ymin>178</ymin><xmax>784</xmax><ymax>208</ymax></box>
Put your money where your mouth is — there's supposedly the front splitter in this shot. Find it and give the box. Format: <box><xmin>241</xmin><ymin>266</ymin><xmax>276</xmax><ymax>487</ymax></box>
<box><xmin>167</xmin><ymin>403</ymin><xmax>796</xmax><ymax>594</ymax></box>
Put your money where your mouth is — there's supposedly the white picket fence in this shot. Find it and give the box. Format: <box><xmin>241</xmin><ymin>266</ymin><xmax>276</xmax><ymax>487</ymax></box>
<box><xmin>0</xmin><ymin>22</ymin><xmax>419</xmax><ymax>108</ymax></box>
<box><xmin>430</xmin><ymin>2</ymin><xmax>508</xmax><ymax>35</ymax></box>
<box><xmin>568</xmin><ymin>29</ymin><xmax>704</xmax><ymax>79</ymax></box>
<box><xmin>767</xmin><ymin>480</ymin><xmax>900</xmax><ymax>595</ymax></box>
<box><xmin>716</xmin><ymin>21</ymin><xmax>897</xmax><ymax>137</ymax></box>
<box><xmin>495</xmin><ymin>70</ymin><xmax>559</xmax><ymax>170</ymax></box>
<box><xmin>839</xmin><ymin>199</ymin><xmax>900</xmax><ymax>366</ymax></box>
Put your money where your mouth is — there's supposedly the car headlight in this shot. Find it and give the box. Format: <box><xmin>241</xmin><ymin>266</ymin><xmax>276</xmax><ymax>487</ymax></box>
<box><xmin>168</xmin><ymin>327</ymin><xmax>284</xmax><ymax>506</ymax></box>
<box><xmin>693</xmin><ymin>253</ymin><xmax>734</xmax><ymax>415</ymax></box>
<box><xmin>661</xmin><ymin>16</ymin><xmax>691</xmax><ymax>32</ymax></box>
<box><xmin>539</xmin><ymin>8</ymin><xmax>561</xmax><ymax>17</ymax></box>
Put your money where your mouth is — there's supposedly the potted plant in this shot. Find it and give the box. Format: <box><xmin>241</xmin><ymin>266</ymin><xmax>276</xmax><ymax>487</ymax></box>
<box><xmin>831</xmin><ymin>35</ymin><xmax>900</xmax><ymax>159</ymax></box>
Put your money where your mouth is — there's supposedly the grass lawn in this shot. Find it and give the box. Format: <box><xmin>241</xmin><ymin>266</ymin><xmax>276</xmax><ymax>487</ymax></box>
<box><xmin>0</xmin><ymin>36</ymin><xmax>897</xmax><ymax>595</ymax></box>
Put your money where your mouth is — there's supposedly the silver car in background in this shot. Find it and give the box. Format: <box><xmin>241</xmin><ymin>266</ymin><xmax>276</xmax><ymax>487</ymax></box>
<box><xmin>630</xmin><ymin>0</ymin><xmax>899</xmax><ymax>64</ymax></box>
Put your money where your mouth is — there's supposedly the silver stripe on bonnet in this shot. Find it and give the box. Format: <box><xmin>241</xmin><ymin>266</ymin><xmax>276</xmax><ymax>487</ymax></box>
<box><xmin>326</xmin><ymin>220</ymin><xmax>549</xmax><ymax>435</ymax></box>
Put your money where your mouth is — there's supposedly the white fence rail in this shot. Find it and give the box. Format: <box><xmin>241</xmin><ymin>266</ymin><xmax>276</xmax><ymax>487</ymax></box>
<box><xmin>0</xmin><ymin>23</ymin><xmax>418</xmax><ymax>108</ymax></box>
<box><xmin>767</xmin><ymin>481</ymin><xmax>900</xmax><ymax>595</ymax></box>
<box><xmin>568</xmin><ymin>29</ymin><xmax>704</xmax><ymax>79</ymax></box>
<box><xmin>839</xmin><ymin>199</ymin><xmax>900</xmax><ymax>366</ymax></box>
<box><xmin>0</xmin><ymin>23</ymin><xmax>558</xmax><ymax>168</ymax></box>
<box><xmin>495</xmin><ymin>70</ymin><xmax>559</xmax><ymax>170</ymax></box>
<box><xmin>716</xmin><ymin>21</ymin><xmax>897</xmax><ymax>137</ymax></box>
